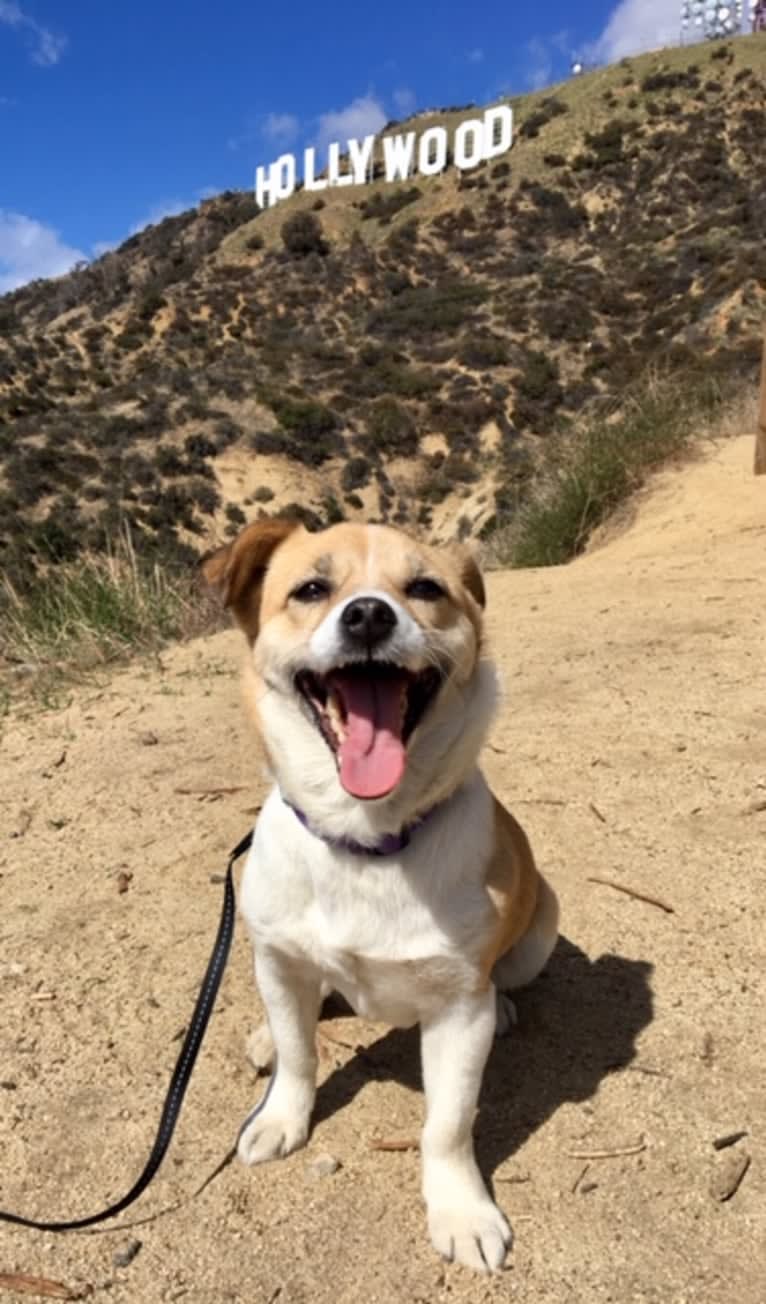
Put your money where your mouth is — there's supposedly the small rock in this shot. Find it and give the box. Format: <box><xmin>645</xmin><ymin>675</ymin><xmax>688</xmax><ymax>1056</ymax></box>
<box><xmin>308</xmin><ymin>1153</ymin><xmax>341</xmax><ymax>1179</ymax></box>
<box><xmin>117</xmin><ymin>871</ymin><xmax>133</xmax><ymax>895</ymax></box>
<box><xmin>112</xmin><ymin>1239</ymin><xmax>142</xmax><ymax>1268</ymax></box>
<box><xmin>138</xmin><ymin>731</ymin><xmax>159</xmax><ymax>746</ymax></box>
<box><xmin>709</xmin><ymin>1151</ymin><xmax>750</xmax><ymax>1202</ymax></box>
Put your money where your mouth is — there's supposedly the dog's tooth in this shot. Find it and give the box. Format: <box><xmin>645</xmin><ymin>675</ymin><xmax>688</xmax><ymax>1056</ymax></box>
<box><xmin>326</xmin><ymin>689</ymin><xmax>346</xmax><ymax>739</ymax></box>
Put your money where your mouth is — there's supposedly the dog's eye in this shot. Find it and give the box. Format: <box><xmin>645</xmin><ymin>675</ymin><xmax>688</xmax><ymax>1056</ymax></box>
<box><xmin>290</xmin><ymin>579</ymin><xmax>331</xmax><ymax>603</ymax></box>
<box><xmin>405</xmin><ymin>577</ymin><xmax>446</xmax><ymax>602</ymax></box>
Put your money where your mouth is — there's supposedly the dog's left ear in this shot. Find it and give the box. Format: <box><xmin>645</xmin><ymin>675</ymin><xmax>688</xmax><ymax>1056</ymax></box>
<box><xmin>202</xmin><ymin>517</ymin><xmax>300</xmax><ymax>640</ymax></box>
<box><xmin>453</xmin><ymin>546</ymin><xmax>486</xmax><ymax>609</ymax></box>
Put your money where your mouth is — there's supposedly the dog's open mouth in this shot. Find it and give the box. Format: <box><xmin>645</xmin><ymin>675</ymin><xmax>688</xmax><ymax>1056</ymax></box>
<box><xmin>295</xmin><ymin>663</ymin><xmax>442</xmax><ymax>800</ymax></box>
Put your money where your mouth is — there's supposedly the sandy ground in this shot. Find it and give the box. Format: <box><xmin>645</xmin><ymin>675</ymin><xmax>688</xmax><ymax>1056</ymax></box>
<box><xmin>1</xmin><ymin>434</ymin><xmax>764</xmax><ymax>1303</ymax></box>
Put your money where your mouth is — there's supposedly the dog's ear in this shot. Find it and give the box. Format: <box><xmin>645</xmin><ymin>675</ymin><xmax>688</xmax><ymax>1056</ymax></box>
<box><xmin>202</xmin><ymin>517</ymin><xmax>300</xmax><ymax>640</ymax></box>
<box><xmin>453</xmin><ymin>545</ymin><xmax>486</xmax><ymax>609</ymax></box>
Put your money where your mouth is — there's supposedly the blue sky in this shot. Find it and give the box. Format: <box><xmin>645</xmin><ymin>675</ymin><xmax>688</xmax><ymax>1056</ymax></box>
<box><xmin>0</xmin><ymin>0</ymin><xmax>740</xmax><ymax>290</ymax></box>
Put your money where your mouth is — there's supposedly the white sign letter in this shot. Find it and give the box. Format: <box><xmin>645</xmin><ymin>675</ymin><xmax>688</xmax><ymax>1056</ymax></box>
<box><xmin>348</xmin><ymin>133</ymin><xmax>375</xmax><ymax>185</ymax></box>
<box><xmin>328</xmin><ymin>142</ymin><xmax>354</xmax><ymax>187</ymax></box>
<box><xmin>482</xmin><ymin>105</ymin><xmax>513</xmax><ymax>160</ymax></box>
<box><xmin>255</xmin><ymin>154</ymin><xmax>296</xmax><ymax>208</ymax></box>
<box><xmin>255</xmin><ymin>164</ymin><xmax>271</xmax><ymax>209</ymax></box>
<box><xmin>304</xmin><ymin>147</ymin><xmax>327</xmax><ymax>192</ymax></box>
<box><xmin>454</xmin><ymin>118</ymin><xmax>485</xmax><ymax>171</ymax></box>
<box><xmin>418</xmin><ymin>126</ymin><xmax>448</xmax><ymax>176</ymax></box>
<box><xmin>383</xmin><ymin>131</ymin><xmax>416</xmax><ymax>182</ymax></box>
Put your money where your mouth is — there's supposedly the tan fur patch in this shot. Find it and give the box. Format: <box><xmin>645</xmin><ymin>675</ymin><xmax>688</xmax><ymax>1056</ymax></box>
<box><xmin>479</xmin><ymin>796</ymin><xmax>541</xmax><ymax>983</ymax></box>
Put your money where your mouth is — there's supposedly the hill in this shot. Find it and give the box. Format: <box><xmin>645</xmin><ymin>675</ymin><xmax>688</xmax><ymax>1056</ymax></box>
<box><xmin>1</xmin><ymin>432</ymin><xmax>764</xmax><ymax>1301</ymax></box>
<box><xmin>2</xmin><ymin>34</ymin><xmax>766</xmax><ymax>590</ymax></box>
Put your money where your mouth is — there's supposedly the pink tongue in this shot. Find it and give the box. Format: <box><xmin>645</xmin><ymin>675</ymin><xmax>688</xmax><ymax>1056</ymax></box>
<box><xmin>331</xmin><ymin>671</ymin><xmax>407</xmax><ymax>799</ymax></box>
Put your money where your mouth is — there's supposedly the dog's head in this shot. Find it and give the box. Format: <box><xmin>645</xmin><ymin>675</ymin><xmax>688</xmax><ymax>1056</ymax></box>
<box><xmin>204</xmin><ymin>519</ymin><xmax>496</xmax><ymax>829</ymax></box>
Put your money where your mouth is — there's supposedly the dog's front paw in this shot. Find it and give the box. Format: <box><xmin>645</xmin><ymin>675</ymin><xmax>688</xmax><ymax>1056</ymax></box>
<box><xmin>428</xmin><ymin>1198</ymin><xmax>512</xmax><ymax>1272</ymax></box>
<box><xmin>237</xmin><ymin>1102</ymin><xmax>310</xmax><ymax>1165</ymax></box>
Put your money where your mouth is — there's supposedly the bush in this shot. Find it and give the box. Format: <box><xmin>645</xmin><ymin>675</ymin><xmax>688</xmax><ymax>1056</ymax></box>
<box><xmin>281</xmin><ymin>212</ymin><xmax>328</xmax><ymax>256</ymax></box>
<box><xmin>368</xmin><ymin>280</ymin><xmax>489</xmax><ymax>337</ymax></box>
<box><xmin>512</xmin><ymin>350</ymin><xmax>564</xmax><ymax>434</ymax></box>
<box><xmin>274</xmin><ymin>397</ymin><xmax>338</xmax><ymax>437</ymax></box>
<box><xmin>359</xmin><ymin>187</ymin><xmax>421</xmax><ymax>222</ymax></box>
<box><xmin>364</xmin><ymin>397</ymin><xmax>417</xmax><ymax>456</ymax></box>
<box><xmin>458</xmin><ymin>333</ymin><xmax>508</xmax><ymax>370</ymax></box>
<box><xmin>341</xmin><ymin>456</ymin><xmax>372</xmax><ymax>491</ymax></box>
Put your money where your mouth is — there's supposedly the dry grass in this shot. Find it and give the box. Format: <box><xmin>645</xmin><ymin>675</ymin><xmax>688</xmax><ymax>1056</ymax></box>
<box><xmin>485</xmin><ymin>371</ymin><xmax>741</xmax><ymax>569</ymax></box>
<box><xmin>0</xmin><ymin>528</ymin><xmax>221</xmax><ymax>700</ymax></box>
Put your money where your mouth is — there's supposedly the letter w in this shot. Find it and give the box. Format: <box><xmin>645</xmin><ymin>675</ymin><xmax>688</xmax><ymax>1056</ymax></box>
<box><xmin>383</xmin><ymin>132</ymin><xmax>415</xmax><ymax>182</ymax></box>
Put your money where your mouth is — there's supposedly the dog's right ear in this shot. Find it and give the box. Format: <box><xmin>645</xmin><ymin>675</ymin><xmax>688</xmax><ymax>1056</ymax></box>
<box><xmin>202</xmin><ymin>517</ymin><xmax>300</xmax><ymax>642</ymax></box>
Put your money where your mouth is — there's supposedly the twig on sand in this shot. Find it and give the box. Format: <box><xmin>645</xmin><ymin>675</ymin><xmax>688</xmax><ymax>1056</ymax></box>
<box><xmin>0</xmin><ymin>1274</ymin><xmax>91</xmax><ymax>1300</ymax></box>
<box><xmin>588</xmin><ymin>802</ymin><xmax>607</xmax><ymax>824</ymax></box>
<box><xmin>571</xmin><ymin>1163</ymin><xmax>590</xmax><ymax>1194</ymax></box>
<box><xmin>174</xmin><ymin>786</ymin><xmax>247</xmax><ymax>799</ymax></box>
<box><xmin>564</xmin><ymin>1138</ymin><xmax>646</xmax><ymax>1161</ymax></box>
<box><xmin>369</xmin><ymin>1137</ymin><xmax>419</xmax><ymax>1152</ymax></box>
<box><xmin>587</xmin><ymin>876</ymin><xmax>675</xmax><ymax>915</ymax></box>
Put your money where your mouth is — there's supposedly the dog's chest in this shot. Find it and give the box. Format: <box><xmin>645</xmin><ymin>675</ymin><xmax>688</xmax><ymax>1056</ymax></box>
<box><xmin>241</xmin><ymin>798</ymin><xmax>493</xmax><ymax>1024</ymax></box>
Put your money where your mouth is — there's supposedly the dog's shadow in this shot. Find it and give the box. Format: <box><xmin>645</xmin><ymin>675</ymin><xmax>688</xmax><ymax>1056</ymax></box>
<box><xmin>311</xmin><ymin>936</ymin><xmax>653</xmax><ymax>1175</ymax></box>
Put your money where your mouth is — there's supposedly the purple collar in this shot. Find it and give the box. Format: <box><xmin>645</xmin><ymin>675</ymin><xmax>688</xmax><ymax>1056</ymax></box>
<box><xmin>284</xmin><ymin>799</ymin><xmax>441</xmax><ymax>857</ymax></box>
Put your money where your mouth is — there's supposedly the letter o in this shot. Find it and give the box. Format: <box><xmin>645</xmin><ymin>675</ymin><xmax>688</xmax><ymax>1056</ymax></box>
<box><xmin>454</xmin><ymin>118</ymin><xmax>485</xmax><ymax>170</ymax></box>
<box><xmin>272</xmin><ymin>154</ymin><xmax>296</xmax><ymax>201</ymax></box>
<box><xmin>418</xmin><ymin>126</ymin><xmax>448</xmax><ymax>176</ymax></box>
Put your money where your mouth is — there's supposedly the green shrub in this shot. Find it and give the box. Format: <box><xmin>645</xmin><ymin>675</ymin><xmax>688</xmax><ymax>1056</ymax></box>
<box><xmin>281</xmin><ymin>212</ymin><xmax>327</xmax><ymax>256</ymax></box>
<box><xmin>360</xmin><ymin>187</ymin><xmax>421</xmax><ymax>222</ymax></box>
<box><xmin>364</xmin><ymin>397</ymin><xmax>417</xmax><ymax>455</ymax></box>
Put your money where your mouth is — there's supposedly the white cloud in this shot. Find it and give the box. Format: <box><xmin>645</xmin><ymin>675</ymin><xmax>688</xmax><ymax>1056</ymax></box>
<box><xmin>262</xmin><ymin>111</ymin><xmax>300</xmax><ymax>143</ymax></box>
<box><xmin>0</xmin><ymin>1</ymin><xmax>67</xmax><ymax>66</ymax></box>
<box><xmin>129</xmin><ymin>199</ymin><xmax>189</xmax><ymax>236</ymax></box>
<box><xmin>316</xmin><ymin>94</ymin><xmax>387</xmax><ymax>151</ymax></box>
<box><xmin>591</xmin><ymin>0</ymin><xmax>681</xmax><ymax>62</ymax></box>
<box><xmin>0</xmin><ymin>210</ymin><xmax>85</xmax><ymax>292</ymax></box>
<box><xmin>467</xmin><ymin>47</ymin><xmax>484</xmax><ymax>64</ymax></box>
<box><xmin>524</xmin><ymin>38</ymin><xmax>553</xmax><ymax>91</ymax></box>
<box><xmin>392</xmin><ymin>87</ymin><xmax>416</xmax><ymax>116</ymax></box>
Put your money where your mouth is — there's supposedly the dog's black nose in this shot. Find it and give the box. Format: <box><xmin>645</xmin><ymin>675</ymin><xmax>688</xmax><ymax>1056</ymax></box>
<box><xmin>341</xmin><ymin>597</ymin><xmax>397</xmax><ymax>648</ymax></box>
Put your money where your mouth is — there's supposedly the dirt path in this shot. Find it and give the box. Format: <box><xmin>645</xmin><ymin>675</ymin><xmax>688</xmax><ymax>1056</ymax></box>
<box><xmin>1</xmin><ymin>435</ymin><xmax>764</xmax><ymax>1303</ymax></box>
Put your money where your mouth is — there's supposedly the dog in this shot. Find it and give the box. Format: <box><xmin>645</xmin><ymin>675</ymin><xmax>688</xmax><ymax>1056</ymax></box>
<box><xmin>203</xmin><ymin>518</ymin><xmax>559</xmax><ymax>1272</ymax></box>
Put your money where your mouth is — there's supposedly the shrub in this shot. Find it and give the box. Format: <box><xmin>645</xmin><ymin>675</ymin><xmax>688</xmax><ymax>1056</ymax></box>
<box><xmin>364</xmin><ymin>397</ymin><xmax>417</xmax><ymax>455</ymax></box>
<box><xmin>368</xmin><ymin>280</ymin><xmax>489</xmax><ymax>337</ymax></box>
<box><xmin>281</xmin><ymin>211</ymin><xmax>328</xmax><ymax>256</ymax></box>
<box><xmin>458</xmin><ymin>333</ymin><xmax>508</xmax><ymax>370</ymax></box>
<box><xmin>359</xmin><ymin>187</ymin><xmax>421</xmax><ymax>222</ymax></box>
<box><xmin>512</xmin><ymin>350</ymin><xmax>564</xmax><ymax>434</ymax></box>
<box><xmin>341</xmin><ymin>456</ymin><xmax>372</xmax><ymax>491</ymax></box>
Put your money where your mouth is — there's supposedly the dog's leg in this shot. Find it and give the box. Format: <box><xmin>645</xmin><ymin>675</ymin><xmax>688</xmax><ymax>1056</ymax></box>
<box><xmin>493</xmin><ymin>875</ymin><xmax>560</xmax><ymax>995</ymax></box>
<box><xmin>420</xmin><ymin>987</ymin><xmax>512</xmax><ymax>1272</ymax></box>
<box><xmin>237</xmin><ymin>947</ymin><xmax>321</xmax><ymax>1166</ymax></box>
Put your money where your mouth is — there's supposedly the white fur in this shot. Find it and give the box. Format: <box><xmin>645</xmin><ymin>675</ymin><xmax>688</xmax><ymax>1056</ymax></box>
<box><xmin>238</xmin><ymin>773</ymin><xmax>516</xmax><ymax>1270</ymax></box>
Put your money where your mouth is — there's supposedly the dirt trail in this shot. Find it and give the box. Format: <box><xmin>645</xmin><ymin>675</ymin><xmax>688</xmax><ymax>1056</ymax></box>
<box><xmin>1</xmin><ymin>435</ymin><xmax>764</xmax><ymax>1304</ymax></box>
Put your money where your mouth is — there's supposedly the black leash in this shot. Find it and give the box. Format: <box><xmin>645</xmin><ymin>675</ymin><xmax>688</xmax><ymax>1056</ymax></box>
<box><xmin>0</xmin><ymin>829</ymin><xmax>253</xmax><ymax>1233</ymax></box>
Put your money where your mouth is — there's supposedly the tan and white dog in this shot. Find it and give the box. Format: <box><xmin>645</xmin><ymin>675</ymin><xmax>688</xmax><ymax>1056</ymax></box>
<box><xmin>204</xmin><ymin>518</ymin><xmax>559</xmax><ymax>1273</ymax></box>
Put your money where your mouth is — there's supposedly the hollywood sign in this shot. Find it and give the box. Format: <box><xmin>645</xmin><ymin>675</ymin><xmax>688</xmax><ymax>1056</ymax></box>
<box><xmin>254</xmin><ymin>105</ymin><xmax>513</xmax><ymax>210</ymax></box>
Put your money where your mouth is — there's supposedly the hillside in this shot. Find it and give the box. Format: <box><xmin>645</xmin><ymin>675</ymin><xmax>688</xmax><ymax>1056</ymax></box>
<box><xmin>1</xmin><ymin>432</ymin><xmax>763</xmax><ymax>1301</ymax></box>
<box><xmin>2</xmin><ymin>35</ymin><xmax>766</xmax><ymax>590</ymax></box>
